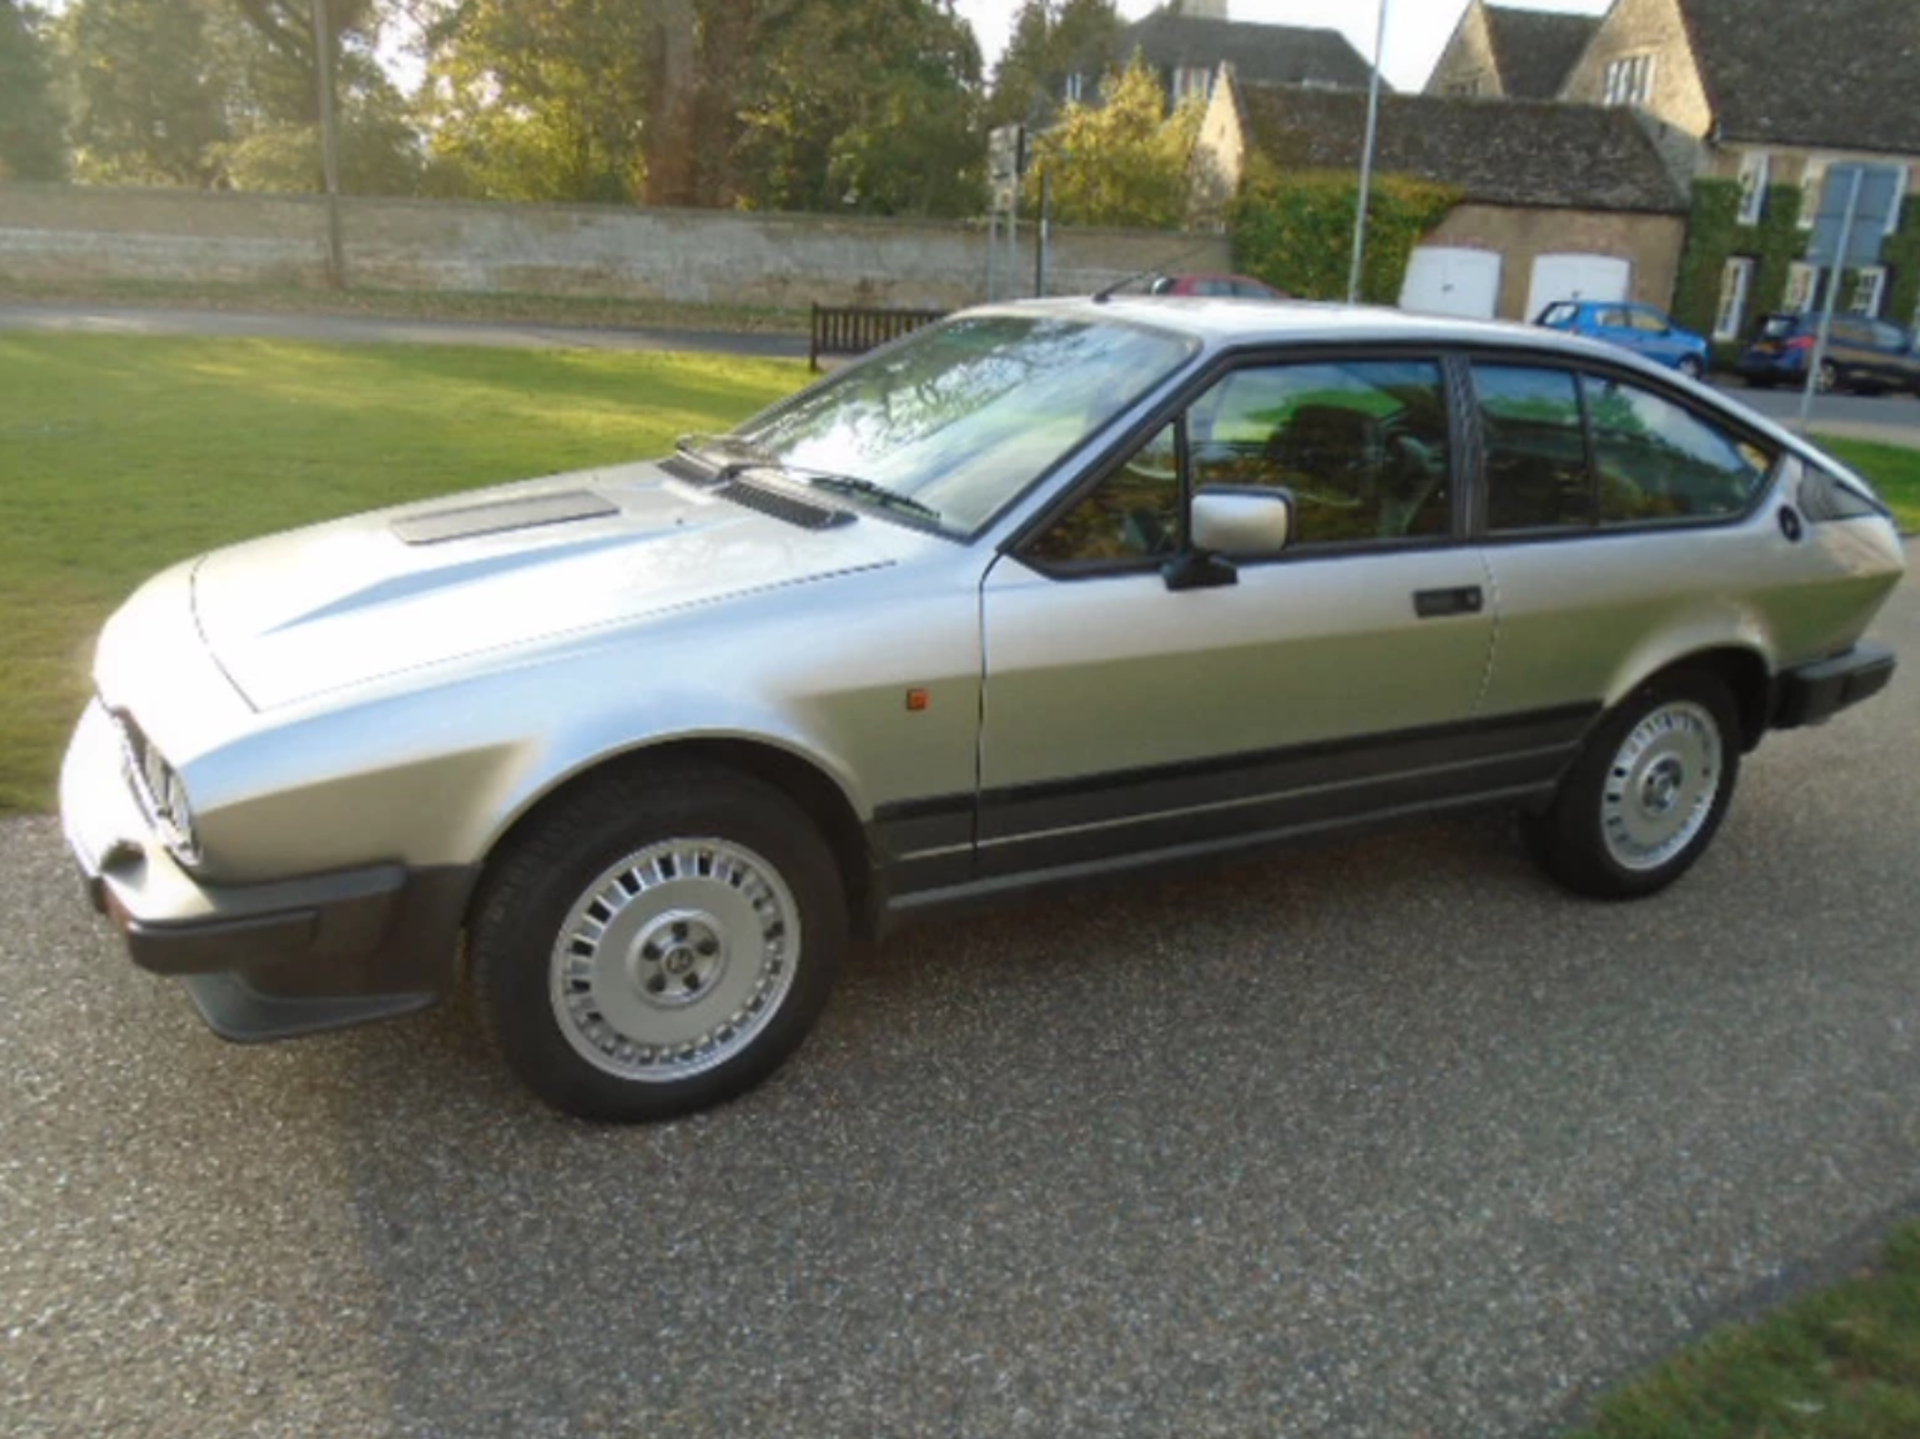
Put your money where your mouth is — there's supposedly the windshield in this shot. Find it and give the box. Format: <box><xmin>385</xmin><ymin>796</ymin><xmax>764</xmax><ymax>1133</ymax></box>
<box><xmin>1537</xmin><ymin>303</ymin><xmax>1579</xmax><ymax>327</ymax></box>
<box><xmin>729</xmin><ymin>314</ymin><xmax>1198</xmax><ymax>536</ymax></box>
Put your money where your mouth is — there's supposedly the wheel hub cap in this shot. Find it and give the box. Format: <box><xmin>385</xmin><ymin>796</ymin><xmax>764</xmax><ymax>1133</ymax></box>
<box><xmin>1601</xmin><ymin>700</ymin><xmax>1722</xmax><ymax>872</ymax></box>
<box><xmin>550</xmin><ymin>839</ymin><xmax>799</xmax><ymax>1083</ymax></box>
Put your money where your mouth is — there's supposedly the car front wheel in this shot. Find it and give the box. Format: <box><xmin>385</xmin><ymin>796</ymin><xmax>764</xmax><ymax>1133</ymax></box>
<box><xmin>1524</xmin><ymin>672</ymin><xmax>1740</xmax><ymax>900</ymax></box>
<box><xmin>470</xmin><ymin>765</ymin><xmax>846</xmax><ymax>1121</ymax></box>
<box><xmin>1677</xmin><ymin>354</ymin><xmax>1704</xmax><ymax>380</ymax></box>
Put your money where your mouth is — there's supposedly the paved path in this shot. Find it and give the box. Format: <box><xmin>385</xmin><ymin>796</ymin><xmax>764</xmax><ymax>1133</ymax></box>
<box><xmin>1717</xmin><ymin>378</ymin><xmax>1920</xmax><ymax>447</ymax></box>
<box><xmin>3</xmin><ymin>557</ymin><xmax>1915</xmax><ymax>1437</ymax></box>
<box><xmin>0</xmin><ymin>301</ymin><xmax>810</xmax><ymax>360</ymax></box>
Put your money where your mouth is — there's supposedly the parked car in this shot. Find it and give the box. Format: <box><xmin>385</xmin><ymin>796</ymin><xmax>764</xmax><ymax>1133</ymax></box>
<box><xmin>1148</xmin><ymin>272</ymin><xmax>1289</xmax><ymax>299</ymax></box>
<box><xmin>64</xmin><ymin>302</ymin><xmax>1903</xmax><ymax>1122</ymax></box>
<box><xmin>1534</xmin><ymin>299</ymin><xmax>1712</xmax><ymax>378</ymax></box>
<box><xmin>1736</xmin><ymin>311</ymin><xmax>1920</xmax><ymax>394</ymax></box>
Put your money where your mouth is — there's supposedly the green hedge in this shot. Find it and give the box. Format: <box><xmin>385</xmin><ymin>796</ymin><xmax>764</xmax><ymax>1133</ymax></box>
<box><xmin>1229</xmin><ymin>170</ymin><xmax>1461</xmax><ymax>304</ymax></box>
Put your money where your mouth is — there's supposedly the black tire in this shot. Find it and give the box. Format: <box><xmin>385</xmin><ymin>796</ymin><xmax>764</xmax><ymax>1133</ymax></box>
<box><xmin>1677</xmin><ymin>354</ymin><xmax>1704</xmax><ymax>380</ymax></box>
<box><xmin>1523</xmin><ymin>671</ymin><xmax>1741</xmax><ymax>900</ymax></box>
<box><xmin>470</xmin><ymin>763</ymin><xmax>847</xmax><ymax>1121</ymax></box>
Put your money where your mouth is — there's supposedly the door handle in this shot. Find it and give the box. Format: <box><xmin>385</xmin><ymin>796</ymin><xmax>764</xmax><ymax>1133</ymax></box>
<box><xmin>1413</xmin><ymin>585</ymin><xmax>1484</xmax><ymax>619</ymax></box>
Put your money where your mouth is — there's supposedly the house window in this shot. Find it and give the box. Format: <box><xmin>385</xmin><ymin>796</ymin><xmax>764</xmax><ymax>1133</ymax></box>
<box><xmin>1063</xmin><ymin>71</ymin><xmax>1086</xmax><ymax>103</ymax></box>
<box><xmin>1736</xmin><ymin>152</ymin><xmax>1770</xmax><ymax>225</ymax></box>
<box><xmin>1445</xmin><ymin>78</ymin><xmax>1483</xmax><ymax>98</ymax></box>
<box><xmin>1799</xmin><ymin>156</ymin><xmax>1827</xmax><ymax>230</ymax></box>
<box><xmin>1602</xmin><ymin>53</ymin><xmax>1655</xmax><ymax>106</ymax></box>
<box><xmin>1849</xmin><ymin>266</ymin><xmax>1888</xmax><ymax>317</ymax></box>
<box><xmin>1715</xmin><ymin>257</ymin><xmax>1754</xmax><ymax>340</ymax></box>
<box><xmin>1171</xmin><ymin>65</ymin><xmax>1213</xmax><ymax>105</ymax></box>
<box><xmin>1784</xmin><ymin>261</ymin><xmax>1818</xmax><ymax>313</ymax></box>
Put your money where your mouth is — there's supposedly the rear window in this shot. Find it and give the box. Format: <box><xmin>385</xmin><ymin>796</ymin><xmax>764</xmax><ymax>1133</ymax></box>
<box><xmin>1758</xmin><ymin>315</ymin><xmax>1800</xmax><ymax>340</ymax></box>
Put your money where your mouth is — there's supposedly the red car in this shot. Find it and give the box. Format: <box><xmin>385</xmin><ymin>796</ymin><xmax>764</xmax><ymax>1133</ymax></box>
<box><xmin>1148</xmin><ymin>273</ymin><xmax>1290</xmax><ymax>300</ymax></box>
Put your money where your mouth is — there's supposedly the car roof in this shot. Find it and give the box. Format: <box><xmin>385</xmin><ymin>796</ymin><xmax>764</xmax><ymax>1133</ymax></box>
<box><xmin>980</xmin><ymin>294</ymin><xmax>1640</xmax><ymax>359</ymax></box>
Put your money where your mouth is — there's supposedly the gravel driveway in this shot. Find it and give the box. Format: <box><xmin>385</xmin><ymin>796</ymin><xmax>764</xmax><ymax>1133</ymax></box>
<box><xmin>3</xmin><ymin>553</ymin><xmax>1916</xmax><ymax>1439</ymax></box>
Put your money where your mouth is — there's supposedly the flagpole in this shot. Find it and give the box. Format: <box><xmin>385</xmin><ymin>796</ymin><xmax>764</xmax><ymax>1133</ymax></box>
<box><xmin>1347</xmin><ymin>0</ymin><xmax>1389</xmax><ymax>303</ymax></box>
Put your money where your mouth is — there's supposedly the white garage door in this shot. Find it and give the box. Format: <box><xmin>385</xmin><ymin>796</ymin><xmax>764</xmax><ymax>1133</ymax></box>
<box><xmin>1526</xmin><ymin>254</ymin><xmax>1632</xmax><ymax>322</ymax></box>
<box><xmin>1399</xmin><ymin>247</ymin><xmax>1502</xmax><ymax>320</ymax></box>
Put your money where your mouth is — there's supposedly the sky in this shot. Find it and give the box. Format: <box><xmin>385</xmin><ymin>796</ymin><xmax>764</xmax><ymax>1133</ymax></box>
<box><xmin>953</xmin><ymin>0</ymin><xmax>1613</xmax><ymax>93</ymax></box>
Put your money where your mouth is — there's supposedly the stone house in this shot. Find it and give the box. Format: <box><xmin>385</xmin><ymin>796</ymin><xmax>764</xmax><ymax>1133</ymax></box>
<box><xmin>1191</xmin><ymin>71</ymin><xmax>1688</xmax><ymax>323</ymax></box>
<box><xmin>1555</xmin><ymin>0</ymin><xmax>1920</xmax><ymax>339</ymax></box>
<box><xmin>1064</xmin><ymin>0</ymin><xmax>1374</xmax><ymax>109</ymax></box>
<box><xmin>1426</xmin><ymin>2</ymin><xmax>1601</xmax><ymax>100</ymax></box>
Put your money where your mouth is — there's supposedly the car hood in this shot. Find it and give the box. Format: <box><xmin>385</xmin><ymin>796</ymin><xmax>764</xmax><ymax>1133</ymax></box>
<box><xmin>192</xmin><ymin>461</ymin><xmax>905</xmax><ymax>709</ymax></box>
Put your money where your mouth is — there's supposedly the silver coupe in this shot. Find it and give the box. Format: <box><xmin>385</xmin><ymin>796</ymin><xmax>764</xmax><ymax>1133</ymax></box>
<box><xmin>62</xmin><ymin>299</ymin><xmax>1905</xmax><ymax>1120</ymax></box>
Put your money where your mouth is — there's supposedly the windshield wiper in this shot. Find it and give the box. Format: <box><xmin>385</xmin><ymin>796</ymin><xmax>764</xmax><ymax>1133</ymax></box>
<box><xmin>800</xmin><ymin>473</ymin><xmax>944</xmax><ymax>526</ymax></box>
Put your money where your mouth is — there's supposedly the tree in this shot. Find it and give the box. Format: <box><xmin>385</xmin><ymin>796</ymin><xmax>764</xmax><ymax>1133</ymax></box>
<box><xmin>0</xmin><ymin>0</ymin><xmax>64</xmax><ymax>180</ymax></box>
<box><xmin>421</xmin><ymin>0</ymin><xmax>655</xmax><ymax>202</ymax></box>
<box><xmin>62</xmin><ymin>0</ymin><xmax>235</xmax><ymax>185</ymax></box>
<box><xmin>987</xmin><ymin>0</ymin><xmax>1122</xmax><ymax>129</ymax></box>
<box><xmin>733</xmin><ymin>0</ymin><xmax>984</xmax><ymax>216</ymax></box>
<box><xmin>1027</xmin><ymin>51</ymin><xmax>1200</xmax><ymax>229</ymax></box>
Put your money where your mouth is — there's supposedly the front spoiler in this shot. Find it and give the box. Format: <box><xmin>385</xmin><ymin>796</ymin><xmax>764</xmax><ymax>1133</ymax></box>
<box><xmin>63</xmin><ymin>699</ymin><xmax>474</xmax><ymax>1042</ymax></box>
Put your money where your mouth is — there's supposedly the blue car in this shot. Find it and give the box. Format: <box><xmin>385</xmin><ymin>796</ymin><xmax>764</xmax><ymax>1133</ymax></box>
<box><xmin>1534</xmin><ymin>300</ymin><xmax>1711</xmax><ymax>379</ymax></box>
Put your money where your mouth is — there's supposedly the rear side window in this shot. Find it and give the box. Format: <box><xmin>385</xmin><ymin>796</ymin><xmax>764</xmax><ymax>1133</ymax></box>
<box><xmin>1475</xmin><ymin>366</ymin><xmax>1592</xmax><ymax>531</ymax></box>
<box><xmin>1584</xmin><ymin>376</ymin><xmax>1773</xmax><ymax>522</ymax></box>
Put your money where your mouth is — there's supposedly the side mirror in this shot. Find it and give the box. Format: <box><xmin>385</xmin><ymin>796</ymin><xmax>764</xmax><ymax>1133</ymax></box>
<box><xmin>1191</xmin><ymin>486</ymin><xmax>1293</xmax><ymax>558</ymax></box>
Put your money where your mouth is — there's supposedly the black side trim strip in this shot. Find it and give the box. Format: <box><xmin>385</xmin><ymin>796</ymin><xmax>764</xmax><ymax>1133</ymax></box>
<box><xmin>979</xmin><ymin>702</ymin><xmax>1597</xmax><ymax>818</ymax></box>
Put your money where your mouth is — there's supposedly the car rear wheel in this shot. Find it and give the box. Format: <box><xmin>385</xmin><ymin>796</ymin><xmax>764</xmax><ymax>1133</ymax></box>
<box><xmin>470</xmin><ymin>764</ymin><xmax>846</xmax><ymax>1121</ymax></box>
<box><xmin>1677</xmin><ymin>354</ymin><xmax>1704</xmax><ymax>380</ymax></box>
<box><xmin>1816</xmin><ymin>360</ymin><xmax>1839</xmax><ymax>394</ymax></box>
<box><xmin>1523</xmin><ymin>672</ymin><xmax>1740</xmax><ymax>900</ymax></box>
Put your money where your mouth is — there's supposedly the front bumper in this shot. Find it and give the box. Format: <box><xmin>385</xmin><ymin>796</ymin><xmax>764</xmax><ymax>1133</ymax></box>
<box><xmin>1772</xmin><ymin>643</ymin><xmax>1897</xmax><ymax>730</ymax></box>
<box><xmin>61</xmin><ymin>700</ymin><xmax>475</xmax><ymax>1041</ymax></box>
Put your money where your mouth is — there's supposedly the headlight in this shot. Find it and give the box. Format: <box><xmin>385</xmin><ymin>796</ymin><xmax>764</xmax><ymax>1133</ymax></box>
<box><xmin>112</xmin><ymin>712</ymin><xmax>202</xmax><ymax>867</ymax></box>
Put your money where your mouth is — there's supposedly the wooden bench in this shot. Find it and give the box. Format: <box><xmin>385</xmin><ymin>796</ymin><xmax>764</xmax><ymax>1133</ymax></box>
<box><xmin>809</xmin><ymin>304</ymin><xmax>945</xmax><ymax>371</ymax></box>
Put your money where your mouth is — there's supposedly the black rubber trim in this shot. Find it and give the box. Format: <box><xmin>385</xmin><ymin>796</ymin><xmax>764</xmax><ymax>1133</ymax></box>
<box><xmin>718</xmin><ymin>479</ymin><xmax>855</xmax><ymax>530</ymax></box>
<box><xmin>1771</xmin><ymin>643</ymin><xmax>1896</xmax><ymax>729</ymax></box>
<box><xmin>181</xmin><ymin>971</ymin><xmax>439</xmax><ymax>1043</ymax></box>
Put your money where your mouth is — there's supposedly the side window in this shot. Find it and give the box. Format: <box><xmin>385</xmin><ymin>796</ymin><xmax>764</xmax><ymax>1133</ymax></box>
<box><xmin>1023</xmin><ymin>420</ymin><xmax>1180</xmax><ymax>566</ymax></box>
<box><xmin>1191</xmin><ymin>359</ymin><xmax>1450</xmax><ymax>545</ymax></box>
<box><xmin>1584</xmin><ymin>376</ymin><xmax>1774</xmax><ymax>522</ymax></box>
<box><xmin>1629</xmin><ymin>308</ymin><xmax>1669</xmax><ymax>334</ymax></box>
<box><xmin>1024</xmin><ymin>357</ymin><xmax>1453</xmax><ymax>566</ymax></box>
<box><xmin>1474</xmin><ymin>365</ymin><xmax>1592</xmax><ymax>532</ymax></box>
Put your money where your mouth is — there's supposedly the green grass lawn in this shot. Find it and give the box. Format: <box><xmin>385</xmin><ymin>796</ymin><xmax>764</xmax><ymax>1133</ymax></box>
<box><xmin>1567</xmin><ymin>1223</ymin><xmax>1920</xmax><ymax>1437</ymax></box>
<box><xmin>1810</xmin><ymin>435</ymin><xmax>1920</xmax><ymax>534</ymax></box>
<box><xmin>0</xmin><ymin>333</ymin><xmax>806</xmax><ymax>811</ymax></box>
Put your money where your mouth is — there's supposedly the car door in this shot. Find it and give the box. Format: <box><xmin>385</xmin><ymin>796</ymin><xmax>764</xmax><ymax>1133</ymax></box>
<box><xmin>974</xmin><ymin>353</ymin><xmax>1501</xmax><ymax>880</ymax></box>
<box><xmin>1470</xmin><ymin>358</ymin><xmax>1781</xmax><ymax>720</ymax></box>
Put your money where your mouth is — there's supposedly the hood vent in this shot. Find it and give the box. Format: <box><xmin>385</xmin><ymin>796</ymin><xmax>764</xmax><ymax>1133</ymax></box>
<box><xmin>719</xmin><ymin>479</ymin><xmax>855</xmax><ymax>530</ymax></box>
<box><xmin>392</xmin><ymin>490</ymin><xmax>620</xmax><ymax>546</ymax></box>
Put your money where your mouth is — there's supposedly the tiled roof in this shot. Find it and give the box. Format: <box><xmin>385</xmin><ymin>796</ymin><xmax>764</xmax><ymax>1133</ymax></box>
<box><xmin>1236</xmin><ymin>82</ymin><xmax>1687</xmax><ymax>213</ymax></box>
<box><xmin>1678</xmin><ymin>0</ymin><xmax>1920</xmax><ymax>153</ymax></box>
<box><xmin>1121</xmin><ymin>12</ymin><xmax>1377</xmax><ymax>90</ymax></box>
<box><xmin>1482</xmin><ymin>4</ymin><xmax>1599</xmax><ymax>99</ymax></box>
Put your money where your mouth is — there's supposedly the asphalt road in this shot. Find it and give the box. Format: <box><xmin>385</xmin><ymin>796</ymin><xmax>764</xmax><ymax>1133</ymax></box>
<box><xmin>2</xmin><ymin>549</ymin><xmax>1916</xmax><ymax>1438</ymax></box>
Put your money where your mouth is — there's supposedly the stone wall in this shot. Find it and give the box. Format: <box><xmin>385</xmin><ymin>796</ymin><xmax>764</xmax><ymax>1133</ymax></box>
<box><xmin>0</xmin><ymin>184</ymin><xmax>1232</xmax><ymax>309</ymax></box>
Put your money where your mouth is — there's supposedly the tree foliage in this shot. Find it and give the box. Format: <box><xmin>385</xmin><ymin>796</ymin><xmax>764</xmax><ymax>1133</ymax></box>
<box><xmin>422</xmin><ymin>0</ymin><xmax>982</xmax><ymax>215</ymax></box>
<box><xmin>988</xmin><ymin>0</ymin><xmax>1122</xmax><ymax>129</ymax></box>
<box><xmin>1025</xmin><ymin>52</ymin><xmax>1198</xmax><ymax>230</ymax></box>
<box><xmin>0</xmin><ymin>0</ymin><xmax>65</xmax><ymax>180</ymax></box>
<box><xmin>1230</xmin><ymin>165</ymin><xmax>1461</xmax><ymax>303</ymax></box>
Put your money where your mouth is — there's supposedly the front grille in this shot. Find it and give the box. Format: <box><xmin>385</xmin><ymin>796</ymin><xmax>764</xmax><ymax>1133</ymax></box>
<box><xmin>111</xmin><ymin>711</ymin><xmax>196</xmax><ymax>860</ymax></box>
